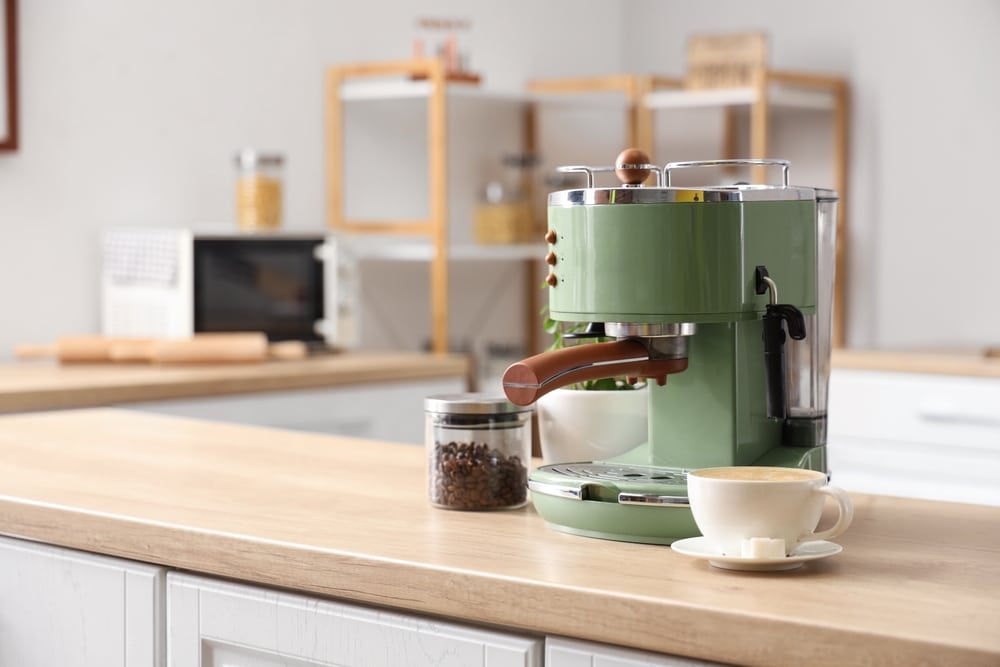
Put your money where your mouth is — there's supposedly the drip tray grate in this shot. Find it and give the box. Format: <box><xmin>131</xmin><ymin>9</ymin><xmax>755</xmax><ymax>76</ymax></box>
<box><xmin>530</xmin><ymin>463</ymin><xmax>691</xmax><ymax>505</ymax></box>
<box><xmin>546</xmin><ymin>463</ymin><xmax>688</xmax><ymax>484</ymax></box>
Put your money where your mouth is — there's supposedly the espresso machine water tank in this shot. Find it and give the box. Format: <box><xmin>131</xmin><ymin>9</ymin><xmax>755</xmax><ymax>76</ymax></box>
<box><xmin>784</xmin><ymin>189</ymin><xmax>839</xmax><ymax>446</ymax></box>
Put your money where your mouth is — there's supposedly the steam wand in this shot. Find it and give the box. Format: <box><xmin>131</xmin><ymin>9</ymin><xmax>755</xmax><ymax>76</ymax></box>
<box><xmin>755</xmin><ymin>265</ymin><xmax>807</xmax><ymax>420</ymax></box>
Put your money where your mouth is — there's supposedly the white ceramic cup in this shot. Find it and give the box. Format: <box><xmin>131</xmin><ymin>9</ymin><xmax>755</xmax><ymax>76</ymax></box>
<box><xmin>686</xmin><ymin>466</ymin><xmax>854</xmax><ymax>558</ymax></box>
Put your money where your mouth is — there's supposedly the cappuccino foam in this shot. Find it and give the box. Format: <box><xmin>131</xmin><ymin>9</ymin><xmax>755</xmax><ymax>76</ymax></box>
<box><xmin>694</xmin><ymin>467</ymin><xmax>819</xmax><ymax>482</ymax></box>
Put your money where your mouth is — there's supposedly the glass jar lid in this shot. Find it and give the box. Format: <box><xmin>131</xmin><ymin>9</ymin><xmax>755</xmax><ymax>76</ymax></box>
<box><xmin>424</xmin><ymin>393</ymin><xmax>534</xmax><ymax>415</ymax></box>
<box><xmin>234</xmin><ymin>148</ymin><xmax>284</xmax><ymax>169</ymax></box>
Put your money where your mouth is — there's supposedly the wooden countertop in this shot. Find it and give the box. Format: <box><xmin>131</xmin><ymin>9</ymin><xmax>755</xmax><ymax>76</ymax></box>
<box><xmin>5</xmin><ymin>348</ymin><xmax>994</xmax><ymax>415</ymax></box>
<box><xmin>0</xmin><ymin>351</ymin><xmax>469</xmax><ymax>412</ymax></box>
<box><xmin>833</xmin><ymin>347</ymin><xmax>1000</xmax><ymax>378</ymax></box>
<box><xmin>0</xmin><ymin>410</ymin><xmax>997</xmax><ymax>666</ymax></box>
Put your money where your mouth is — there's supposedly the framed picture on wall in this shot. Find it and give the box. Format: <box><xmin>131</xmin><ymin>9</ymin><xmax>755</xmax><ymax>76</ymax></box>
<box><xmin>1</xmin><ymin>0</ymin><xmax>18</xmax><ymax>152</ymax></box>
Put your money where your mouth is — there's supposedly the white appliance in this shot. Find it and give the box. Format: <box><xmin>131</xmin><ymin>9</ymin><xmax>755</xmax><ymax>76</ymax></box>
<box><xmin>101</xmin><ymin>228</ymin><xmax>358</xmax><ymax>347</ymax></box>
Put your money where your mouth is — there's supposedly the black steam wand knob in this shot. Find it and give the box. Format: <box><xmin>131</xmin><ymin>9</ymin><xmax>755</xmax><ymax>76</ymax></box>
<box><xmin>755</xmin><ymin>266</ymin><xmax>807</xmax><ymax>420</ymax></box>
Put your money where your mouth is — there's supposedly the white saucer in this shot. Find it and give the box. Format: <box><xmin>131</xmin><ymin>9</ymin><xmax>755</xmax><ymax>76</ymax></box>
<box><xmin>671</xmin><ymin>537</ymin><xmax>843</xmax><ymax>571</ymax></box>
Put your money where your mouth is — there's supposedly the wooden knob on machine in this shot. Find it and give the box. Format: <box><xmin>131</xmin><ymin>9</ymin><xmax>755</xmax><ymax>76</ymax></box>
<box><xmin>615</xmin><ymin>148</ymin><xmax>652</xmax><ymax>186</ymax></box>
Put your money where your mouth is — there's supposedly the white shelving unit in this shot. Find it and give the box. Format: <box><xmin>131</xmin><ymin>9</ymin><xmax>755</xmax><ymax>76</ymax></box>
<box><xmin>327</xmin><ymin>61</ymin><xmax>849</xmax><ymax>352</ymax></box>
<box><xmin>345</xmin><ymin>237</ymin><xmax>543</xmax><ymax>262</ymax></box>
<box><xmin>646</xmin><ymin>84</ymin><xmax>836</xmax><ymax>111</ymax></box>
<box><xmin>327</xmin><ymin>58</ymin><xmax>547</xmax><ymax>357</ymax></box>
<box><xmin>340</xmin><ymin>78</ymin><xmax>525</xmax><ymax>103</ymax></box>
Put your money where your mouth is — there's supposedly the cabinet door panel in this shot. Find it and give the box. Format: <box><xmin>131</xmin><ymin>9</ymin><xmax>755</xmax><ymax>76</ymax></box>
<box><xmin>829</xmin><ymin>370</ymin><xmax>1000</xmax><ymax>448</ymax></box>
<box><xmin>0</xmin><ymin>535</ymin><xmax>164</xmax><ymax>667</ymax></box>
<box><xmin>828</xmin><ymin>369</ymin><xmax>1000</xmax><ymax>505</ymax></box>
<box><xmin>546</xmin><ymin>636</ymin><xmax>724</xmax><ymax>667</ymax></box>
<box><xmin>202</xmin><ymin>641</ymin><xmax>327</xmax><ymax>667</ymax></box>
<box><xmin>168</xmin><ymin>572</ymin><xmax>541</xmax><ymax>667</ymax></box>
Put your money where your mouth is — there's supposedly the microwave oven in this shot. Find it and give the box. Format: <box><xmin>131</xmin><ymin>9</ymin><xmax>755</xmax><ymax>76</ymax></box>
<box><xmin>101</xmin><ymin>228</ymin><xmax>357</xmax><ymax>347</ymax></box>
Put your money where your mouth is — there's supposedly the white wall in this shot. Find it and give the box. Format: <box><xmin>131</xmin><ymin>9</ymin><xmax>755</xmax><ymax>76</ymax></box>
<box><xmin>628</xmin><ymin>0</ymin><xmax>1000</xmax><ymax>350</ymax></box>
<box><xmin>1</xmin><ymin>1</ymin><xmax>998</xmax><ymax>362</ymax></box>
<box><xmin>0</xmin><ymin>0</ymin><xmax>624</xmax><ymax>363</ymax></box>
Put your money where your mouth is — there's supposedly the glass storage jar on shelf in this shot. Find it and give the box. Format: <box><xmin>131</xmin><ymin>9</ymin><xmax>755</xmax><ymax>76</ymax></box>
<box><xmin>234</xmin><ymin>149</ymin><xmax>284</xmax><ymax>231</ymax></box>
<box><xmin>474</xmin><ymin>153</ymin><xmax>539</xmax><ymax>244</ymax></box>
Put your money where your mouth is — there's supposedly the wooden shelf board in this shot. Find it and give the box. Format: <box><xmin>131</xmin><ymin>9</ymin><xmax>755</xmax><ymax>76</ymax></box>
<box><xmin>341</xmin><ymin>80</ymin><xmax>634</xmax><ymax>108</ymax></box>
<box><xmin>645</xmin><ymin>85</ymin><xmax>835</xmax><ymax>111</ymax></box>
<box><xmin>346</xmin><ymin>239</ymin><xmax>545</xmax><ymax>262</ymax></box>
<box><xmin>527</xmin><ymin>91</ymin><xmax>636</xmax><ymax>109</ymax></box>
<box><xmin>340</xmin><ymin>79</ymin><xmax>524</xmax><ymax>103</ymax></box>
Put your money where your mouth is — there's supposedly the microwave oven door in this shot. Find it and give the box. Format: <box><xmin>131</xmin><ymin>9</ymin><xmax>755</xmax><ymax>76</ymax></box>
<box><xmin>193</xmin><ymin>238</ymin><xmax>327</xmax><ymax>343</ymax></box>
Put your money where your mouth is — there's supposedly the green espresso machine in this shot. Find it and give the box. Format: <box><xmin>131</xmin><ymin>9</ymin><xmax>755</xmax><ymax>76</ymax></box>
<box><xmin>503</xmin><ymin>153</ymin><xmax>839</xmax><ymax>544</ymax></box>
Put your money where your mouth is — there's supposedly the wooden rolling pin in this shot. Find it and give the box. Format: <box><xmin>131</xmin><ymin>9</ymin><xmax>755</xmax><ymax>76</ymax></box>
<box><xmin>15</xmin><ymin>333</ymin><xmax>307</xmax><ymax>364</ymax></box>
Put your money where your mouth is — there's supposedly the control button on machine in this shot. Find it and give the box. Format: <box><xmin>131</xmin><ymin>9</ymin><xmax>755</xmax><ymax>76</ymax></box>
<box><xmin>544</xmin><ymin>230</ymin><xmax>557</xmax><ymax>244</ymax></box>
<box><xmin>546</xmin><ymin>273</ymin><xmax>558</xmax><ymax>287</ymax></box>
<box><xmin>545</xmin><ymin>251</ymin><xmax>557</xmax><ymax>266</ymax></box>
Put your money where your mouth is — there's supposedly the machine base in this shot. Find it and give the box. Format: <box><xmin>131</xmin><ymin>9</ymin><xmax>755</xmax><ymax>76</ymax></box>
<box><xmin>527</xmin><ymin>446</ymin><xmax>827</xmax><ymax>545</ymax></box>
<box><xmin>530</xmin><ymin>491</ymin><xmax>699</xmax><ymax>545</ymax></box>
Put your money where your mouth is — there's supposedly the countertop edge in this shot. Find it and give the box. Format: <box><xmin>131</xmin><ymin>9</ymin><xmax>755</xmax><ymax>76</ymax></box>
<box><xmin>1</xmin><ymin>496</ymin><xmax>993</xmax><ymax>667</ymax></box>
<box><xmin>832</xmin><ymin>348</ymin><xmax>1000</xmax><ymax>378</ymax></box>
<box><xmin>0</xmin><ymin>352</ymin><xmax>470</xmax><ymax>412</ymax></box>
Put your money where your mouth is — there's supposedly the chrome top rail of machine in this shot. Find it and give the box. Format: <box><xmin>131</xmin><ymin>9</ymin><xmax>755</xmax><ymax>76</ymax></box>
<box><xmin>502</xmin><ymin>149</ymin><xmax>839</xmax><ymax>545</ymax></box>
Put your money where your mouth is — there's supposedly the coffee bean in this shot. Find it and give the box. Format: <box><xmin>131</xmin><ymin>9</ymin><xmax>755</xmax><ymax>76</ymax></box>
<box><xmin>429</xmin><ymin>440</ymin><xmax>528</xmax><ymax>510</ymax></box>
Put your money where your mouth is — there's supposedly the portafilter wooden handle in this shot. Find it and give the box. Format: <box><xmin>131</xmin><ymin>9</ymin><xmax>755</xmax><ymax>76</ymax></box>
<box><xmin>502</xmin><ymin>339</ymin><xmax>688</xmax><ymax>406</ymax></box>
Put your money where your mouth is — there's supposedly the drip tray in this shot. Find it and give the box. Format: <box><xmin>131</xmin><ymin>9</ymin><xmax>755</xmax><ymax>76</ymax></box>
<box><xmin>528</xmin><ymin>462</ymin><xmax>690</xmax><ymax>506</ymax></box>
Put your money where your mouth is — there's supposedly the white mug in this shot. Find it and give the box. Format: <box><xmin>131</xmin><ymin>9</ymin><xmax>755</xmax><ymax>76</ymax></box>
<box><xmin>686</xmin><ymin>466</ymin><xmax>854</xmax><ymax>558</ymax></box>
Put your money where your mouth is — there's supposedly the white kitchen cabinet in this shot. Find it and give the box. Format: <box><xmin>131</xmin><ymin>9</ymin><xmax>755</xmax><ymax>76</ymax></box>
<box><xmin>167</xmin><ymin>572</ymin><xmax>543</xmax><ymax>667</ymax></box>
<box><xmin>545</xmin><ymin>636</ymin><xmax>724</xmax><ymax>667</ymax></box>
<box><xmin>827</xmin><ymin>368</ymin><xmax>1000</xmax><ymax>505</ymax></box>
<box><xmin>0</xmin><ymin>535</ymin><xmax>165</xmax><ymax>667</ymax></box>
<box><xmin>129</xmin><ymin>377</ymin><xmax>463</xmax><ymax>444</ymax></box>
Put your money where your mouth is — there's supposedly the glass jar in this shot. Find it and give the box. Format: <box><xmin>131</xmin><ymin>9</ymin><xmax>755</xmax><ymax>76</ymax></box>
<box><xmin>424</xmin><ymin>394</ymin><xmax>533</xmax><ymax>510</ymax></box>
<box><xmin>474</xmin><ymin>153</ymin><xmax>538</xmax><ymax>244</ymax></box>
<box><xmin>234</xmin><ymin>149</ymin><xmax>284</xmax><ymax>231</ymax></box>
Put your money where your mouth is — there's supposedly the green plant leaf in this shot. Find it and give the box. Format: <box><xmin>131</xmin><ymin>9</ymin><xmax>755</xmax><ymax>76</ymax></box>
<box><xmin>586</xmin><ymin>377</ymin><xmax>620</xmax><ymax>391</ymax></box>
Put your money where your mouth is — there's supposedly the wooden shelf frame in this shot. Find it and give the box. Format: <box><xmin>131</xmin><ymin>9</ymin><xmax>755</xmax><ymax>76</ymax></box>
<box><xmin>763</xmin><ymin>70</ymin><xmax>849</xmax><ymax>349</ymax></box>
<box><xmin>326</xmin><ymin>61</ymin><xmax>849</xmax><ymax>353</ymax></box>
<box><xmin>326</xmin><ymin>58</ymin><xmax>451</xmax><ymax>354</ymax></box>
<box><xmin>527</xmin><ymin>74</ymin><xmax>685</xmax><ymax>160</ymax></box>
<box><xmin>326</xmin><ymin>59</ymin><xmax>545</xmax><ymax>357</ymax></box>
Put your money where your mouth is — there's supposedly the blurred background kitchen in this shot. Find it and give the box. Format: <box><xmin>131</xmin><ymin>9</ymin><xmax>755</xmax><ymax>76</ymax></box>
<box><xmin>1</xmin><ymin>0</ymin><xmax>998</xmax><ymax>362</ymax></box>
